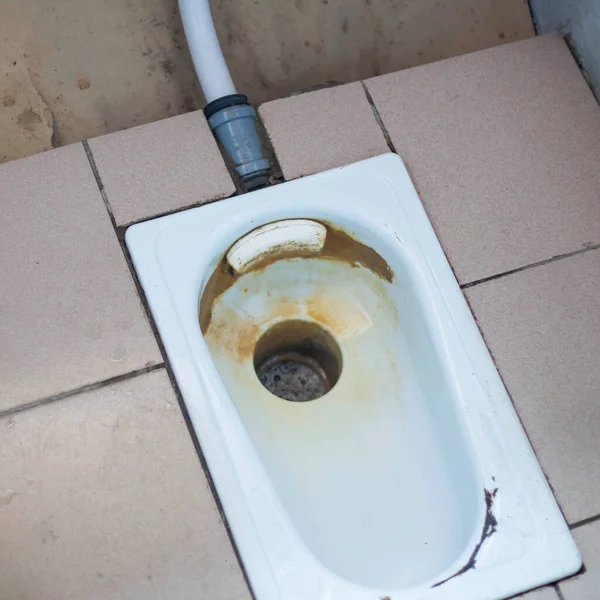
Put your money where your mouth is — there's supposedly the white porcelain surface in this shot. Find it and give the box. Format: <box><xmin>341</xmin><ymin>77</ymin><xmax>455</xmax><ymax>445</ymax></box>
<box><xmin>226</xmin><ymin>219</ymin><xmax>326</xmax><ymax>273</ymax></box>
<box><xmin>126</xmin><ymin>154</ymin><xmax>580</xmax><ymax>600</ymax></box>
<box><xmin>205</xmin><ymin>254</ymin><xmax>479</xmax><ymax>589</ymax></box>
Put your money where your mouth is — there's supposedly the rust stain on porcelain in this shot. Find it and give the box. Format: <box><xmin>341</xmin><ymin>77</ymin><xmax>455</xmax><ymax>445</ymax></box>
<box><xmin>201</xmin><ymin>237</ymin><xmax>404</xmax><ymax>542</ymax></box>
<box><xmin>307</xmin><ymin>292</ymin><xmax>371</xmax><ymax>339</ymax></box>
<box><xmin>205</xmin><ymin>281</ymin><xmax>379</xmax><ymax>365</ymax></box>
<box><xmin>199</xmin><ymin>221</ymin><xmax>393</xmax><ymax>336</ymax></box>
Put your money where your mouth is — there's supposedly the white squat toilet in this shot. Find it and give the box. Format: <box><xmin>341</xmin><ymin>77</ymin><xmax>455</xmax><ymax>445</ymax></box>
<box><xmin>127</xmin><ymin>154</ymin><xmax>581</xmax><ymax>600</ymax></box>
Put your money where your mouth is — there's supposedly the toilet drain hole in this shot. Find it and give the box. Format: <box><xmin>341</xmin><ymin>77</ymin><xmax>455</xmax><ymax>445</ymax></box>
<box><xmin>253</xmin><ymin>320</ymin><xmax>342</xmax><ymax>402</ymax></box>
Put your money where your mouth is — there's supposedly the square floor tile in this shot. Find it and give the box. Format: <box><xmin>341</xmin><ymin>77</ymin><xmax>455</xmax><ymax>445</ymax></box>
<box><xmin>465</xmin><ymin>249</ymin><xmax>600</xmax><ymax>523</ymax></box>
<box><xmin>0</xmin><ymin>369</ymin><xmax>250</xmax><ymax>600</ymax></box>
<box><xmin>259</xmin><ymin>82</ymin><xmax>389</xmax><ymax>180</ymax></box>
<box><xmin>0</xmin><ymin>144</ymin><xmax>161</xmax><ymax>412</ymax></box>
<box><xmin>88</xmin><ymin>110</ymin><xmax>235</xmax><ymax>225</ymax></box>
<box><xmin>366</xmin><ymin>35</ymin><xmax>600</xmax><ymax>283</ymax></box>
<box><xmin>560</xmin><ymin>520</ymin><xmax>600</xmax><ymax>600</ymax></box>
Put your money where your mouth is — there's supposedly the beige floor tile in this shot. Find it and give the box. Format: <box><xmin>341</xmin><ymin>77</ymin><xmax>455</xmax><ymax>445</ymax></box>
<box><xmin>366</xmin><ymin>35</ymin><xmax>600</xmax><ymax>283</ymax></box>
<box><xmin>0</xmin><ymin>144</ymin><xmax>161</xmax><ymax>412</ymax></box>
<box><xmin>259</xmin><ymin>82</ymin><xmax>389</xmax><ymax>180</ymax></box>
<box><xmin>465</xmin><ymin>249</ymin><xmax>600</xmax><ymax>523</ymax></box>
<box><xmin>560</xmin><ymin>520</ymin><xmax>600</xmax><ymax>600</ymax></box>
<box><xmin>0</xmin><ymin>369</ymin><xmax>250</xmax><ymax>600</ymax></box>
<box><xmin>88</xmin><ymin>111</ymin><xmax>235</xmax><ymax>225</ymax></box>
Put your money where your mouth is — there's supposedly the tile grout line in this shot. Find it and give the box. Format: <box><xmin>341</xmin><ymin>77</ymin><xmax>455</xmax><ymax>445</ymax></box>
<box><xmin>121</xmin><ymin>190</ymin><xmax>237</xmax><ymax>228</ymax></box>
<box><xmin>360</xmin><ymin>80</ymin><xmax>397</xmax><ymax>154</ymax></box>
<box><xmin>461</xmin><ymin>243</ymin><xmax>600</xmax><ymax>289</ymax></box>
<box><xmin>464</xmin><ymin>291</ymin><xmax>589</xmax><ymax>592</ymax></box>
<box><xmin>0</xmin><ymin>363</ymin><xmax>165</xmax><ymax>420</ymax></box>
<box><xmin>461</xmin><ymin>292</ymin><xmax>576</xmax><ymax>526</ymax></box>
<box><xmin>358</xmin><ymin>82</ymin><xmax>600</xmax><ymax>294</ymax></box>
<box><xmin>82</xmin><ymin>132</ymin><xmax>595</xmax><ymax>598</ymax></box>
<box><xmin>569</xmin><ymin>512</ymin><xmax>600</xmax><ymax>530</ymax></box>
<box><xmin>462</xmin><ymin>271</ymin><xmax>590</xmax><ymax>593</ymax></box>
<box><xmin>81</xmin><ymin>148</ymin><xmax>239</xmax><ymax>230</ymax></box>
<box><xmin>83</xmin><ymin>139</ymin><xmax>171</xmax><ymax>367</ymax></box>
<box><xmin>82</xmin><ymin>140</ymin><xmax>116</xmax><ymax>222</ymax></box>
<box><xmin>82</xmin><ymin>140</ymin><xmax>257</xmax><ymax>600</ymax></box>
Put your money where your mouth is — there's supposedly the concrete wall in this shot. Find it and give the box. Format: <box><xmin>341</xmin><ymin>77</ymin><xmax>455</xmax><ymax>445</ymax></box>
<box><xmin>0</xmin><ymin>0</ymin><xmax>533</xmax><ymax>162</ymax></box>
<box><xmin>530</xmin><ymin>0</ymin><xmax>600</xmax><ymax>99</ymax></box>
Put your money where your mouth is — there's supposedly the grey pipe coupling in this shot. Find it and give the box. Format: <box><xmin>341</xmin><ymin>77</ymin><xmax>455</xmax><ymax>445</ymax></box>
<box><xmin>205</xmin><ymin>94</ymin><xmax>271</xmax><ymax>190</ymax></box>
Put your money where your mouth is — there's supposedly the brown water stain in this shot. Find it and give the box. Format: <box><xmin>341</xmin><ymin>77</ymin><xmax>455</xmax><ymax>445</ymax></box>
<box><xmin>203</xmin><ymin>306</ymin><xmax>258</xmax><ymax>362</ymax></box>
<box><xmin>321</xmin><ymin>225</ymin><xmax>393</xmax><ymax>282</ymax></box>
<box><xmin>77</xmin><ymin>77</ymin><xmax>91</xmax><ymax>90</ymax></box>
<box><xmin>17</xmin><ymin>108</ymin><xmax>43</xmax><ymax>132</ymax></box>
<box><xmin>274</xmin><ymin>298</ymin><xmax>302</xmax><ymax>320</ymax></box>
<box><xmin>237</xmin><ymin>321</ymin><xmax>261</xmax><ymax>360</ymax></box>
<box><xmin>205</xmin><ymin>277</ymin><xmax>379</xmax><ymax>369</ymax></box>
<box><xmin>307</xmin><ymin>292</ymin><xmax>371</xmax><ymax>338</ymax></box>
<box><xmin>206</xmin><ymin>298</ymin><xmax>306</xmax><ymax>364</ymax></box>
<box><xmin>199</xmin><ymin>221</ymin><xmax>393</xmax><ymax>334</ymax></box>
<box><xmin>199</xmin><ymin>258</ymin><xmax>236</xmax><ymax>333</ymax></box>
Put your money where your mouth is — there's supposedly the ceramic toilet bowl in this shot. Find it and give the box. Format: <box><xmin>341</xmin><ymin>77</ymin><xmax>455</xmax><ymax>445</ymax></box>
<box><xmin>127</xmin><ymin>153</ymin><xmax>581</xmax><ymax>600</ymax></box>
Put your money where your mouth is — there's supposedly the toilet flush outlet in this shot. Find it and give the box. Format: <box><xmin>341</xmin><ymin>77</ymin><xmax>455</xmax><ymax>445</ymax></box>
<box><xmin>226</xmin><ymin>219</ymin><xmax>327</xmax><ymax>274</ymax></box>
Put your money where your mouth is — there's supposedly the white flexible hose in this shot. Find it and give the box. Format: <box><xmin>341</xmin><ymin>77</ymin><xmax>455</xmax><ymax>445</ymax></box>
<box><xmin>178</xmin><ymin>0</ymin><xmax>237</xmax><ymax>103</ymax></box>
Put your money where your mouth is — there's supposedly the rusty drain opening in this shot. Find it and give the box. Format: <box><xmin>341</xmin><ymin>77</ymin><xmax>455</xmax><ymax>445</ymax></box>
<box><xmin>253</xmin><ymin>319</ymin><xmax>342</xmax><ymax>402</ymax></box>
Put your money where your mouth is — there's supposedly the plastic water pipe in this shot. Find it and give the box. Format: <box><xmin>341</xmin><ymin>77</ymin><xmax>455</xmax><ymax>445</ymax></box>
<box><xmin>178</xmin><ymin>0</ymin><xmax>236</xmax><ymax>102</ymax></box>
<box><xmin>178</xmin><ymin>0</ymin><xmax>271</xmax><ymax>190</ymax></box>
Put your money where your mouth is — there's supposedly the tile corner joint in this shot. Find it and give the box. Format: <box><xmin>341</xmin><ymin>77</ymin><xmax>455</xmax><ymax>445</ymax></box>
<box><xmin>359</xmin><ymin>80</ymin><xmax>397</xmax><ymax>155</ymax></box>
